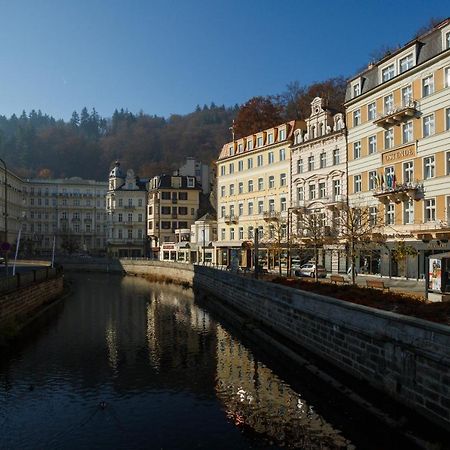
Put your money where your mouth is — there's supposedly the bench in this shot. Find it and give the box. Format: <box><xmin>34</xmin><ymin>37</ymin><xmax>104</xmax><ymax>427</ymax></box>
<box><xmin>366</xmin><ymin>279</ymin><xmax>389</xmax><ymax>291</ymax></box>
<box><xmin>330</xmin><ymin>275</ymin><xmax>349</xmax><ymax>285</ymax></box>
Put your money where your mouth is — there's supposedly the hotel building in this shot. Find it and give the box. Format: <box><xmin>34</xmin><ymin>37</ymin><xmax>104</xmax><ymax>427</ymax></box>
<box><xmin>345</xmin><ymin>18</ymin><xmax>450</xmax><ymax>277</ymax></box>
<box><xmin>215</xmin><ymin>121</ymin><xmax>303</xmax><ymax>268</ymax></box>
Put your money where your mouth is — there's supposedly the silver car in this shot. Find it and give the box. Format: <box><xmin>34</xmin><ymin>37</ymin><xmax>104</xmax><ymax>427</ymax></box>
<box><xmin>296</xmin><ymin>263</ymin><xmax>327</xmax><ymax>278</ymax></box>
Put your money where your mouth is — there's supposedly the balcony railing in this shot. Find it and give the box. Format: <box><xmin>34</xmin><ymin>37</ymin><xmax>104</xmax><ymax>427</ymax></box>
<box><xmin>263</xmin><ymin>211</ymin><xmax>280</xmax><ymax>222</ymax></box>
<box><xmin>373</xmin><ymin>181</ymin><xmax>423</xmax><ymax>202</ymax></box>
<box><xmin>373</xmin><ymin>100</ymin><xmax>418</xmax><ymax>127</ymax></box>
<box><xmin>224</xmin><ymin>214</ymin><xmax>238</xmax><ymax>224</ymax></box>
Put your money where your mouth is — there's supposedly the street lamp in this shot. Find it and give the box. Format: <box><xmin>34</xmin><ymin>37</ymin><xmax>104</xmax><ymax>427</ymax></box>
<box><xmin>0</xmin><ymin>158</ymin><xmax>8</xmax><ymax>276</ymax></box>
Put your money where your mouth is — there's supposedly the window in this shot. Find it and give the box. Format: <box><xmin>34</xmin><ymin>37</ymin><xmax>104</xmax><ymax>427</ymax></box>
<box><xmin>402</xmin><ymin>85</ymin><xmax>412</xmax><ymax>106</ymax></box>
<box><xmin>238</xmin><ymin>160</ymin><xmax>244</xmax><ymax>171</ymax></box>
<box><xmin>384</xmin><ymin>128</ymin><xmax>394</xmax><ymax>149</ymax></box>
<box><xmin>220</xmin><ymin>186</ymin><xmax>225</xmax><ymax>197</ymax></box>
<box><xmin>309</xmin><ymin>184</ymin><xmax>316</xmax><ymax>200</ymax></box>
<box><xmin>257</xmin><ymin>136</ymin><xmax>263</xmax><ymax>147</ymax></box>
<box><xmin>237</xmin><ymin>143</ymin><xmax>243</xmax><ymax>153</ymax></box>
<box><xmin>161</xmin><ymin>206</ymin><xmax>171</xmax><ymax>215</ymax></box>
<box><xmin>424</xmin><ymin>156</ymin><xmax>435</xmax><ymax>179</ymax></box>
<box><xmin>297</xmin><ymin>158</ymin><xmax>304</xmax><ymax>173</ymax></box>
<box><xmin>446</xmin><ymin>108</ymin><xmax>450</xmax><ymax>130</ymax></box>
<box><xmin>353</xmin><ymin>83</ymin><xmax>361</xmax><ymax>97</ymax></box>
<box><xmin>247</xmin><ymin>140</ymin><xmax>253</xmax><ymax>150</ymax></box>
<box><xmin>386</xmin><ymin>202</ymin><xmax>395</xmax><ymax>225</ymax></box>
<box><xmin>382</xmin><ymin>64</ymin><xmax>395</xmax><ymax>82</ymax></box>
<box><xmin>279</xmin><ymin>129</ymin><xmax>286</xmax><ymax>141</ymax></box>
<box><xmin>402</xmin><ymin>121</ymin><xmax>413</xmax><ymax>143</ymax></box>
<box><xmin>425</xmin><ymin>199</ymin><xmax>436</xmax><ymax>222</ymax></box>
<box><xmin>446</xmin><ymin>31</ymin><xmax>450</xmax><ymax>49</ymax></box>
<box><xmin>368</xmin><ymin>135</ymin><xmax>377</xmax><ymax>154</ymax></box>
<box><xmin>308</xmin><ymin>155</ymin><xmax>314</xmax><ymax>171</ymax></box>
<box><xmin>333</xmin><ymin>149</ymin><xmax>340</xmax><ymax>165</ymax></box>
<box><xmin>320</xmin><ymin>152</ymin><xmax>326</xmax><ymax>168</ymax></box>
<box><xmin>238</xmin><ymin>182</ymin><xmax>243</xmax><ymax>194</ymax></box>
<box><xmin>220</xmin><ymin>206</ymin><xmax>225</xmax><ymax>218</ymax></box>
<box><xmin>258</xmin><ymin>201</ymin><xmax>264</xmax><ymax>214</ymax></box>
<box><xmin>268</xmin><ymin>151</ymin><xmax>274</xmax><ymax>164</ymax></box>
<box><xmin>230</xmin><ymin>228</ymin><xmax>235</xmax><ymax>240</ymax></box>
<box><xmin>258</xmin><ymin>177</ymin><xmax>264</xmax><ymax>190</ymax></box>
<box><xmin>221</xmin><ymin>229</ymin><xmax>225</xmax><ymax>240</ymax></box>
<box><xmin>248</xmin><ymin>202</ymin><xmax>254</xmax><ymax>215</ymax></box>
<box><xmin>354</xmin><ymin>175</ymin><xmax>362</xmax><ymax>193</ymax></box>
<box><xmin>238</xmin><ymin>203</ymin><xmax>243</xmax><ymax>216</ymax></box>
<box><xmin>385</xmin><ymin>166</ymin><xmax>394</xmax><ymax>188</ymax></box>
<box><xmin>229</xmin><ymin>163</ymin><xmax>234</xmax><ymax>174</ymax></box>
<box><xmin>368</xmin><ymin>102</ymin><xmax>376</xmax><ymax>120</ymax></box>
<box><xmin>178</xmin><ymin>192</ymin><xmax>187</xmax><ymax>200</ymax></box>
<box><xmin>319</xmin><ymin>182</ymin><xmax>326</xmax><ymax>198</ymax></box>
<box><xmin>161</xmin><ymin>221</ymin><xmax>171</xmax><ymax>229</ymax></box>
<box><xmin>267</xmin><ymin>133</ymin><xmax>274</xmax><ymax>144</ymax></box>
<box><xmin>384</xmin><ymin>94</ymin><xmax>393</xmax><ymax>114</ymax></box>
<box><xmin>280</xmin><ymin>197</ymin><xmax>286</xmax><ymax>212</ymax></box>
<box><xmin>247</xmin><ymin>158</ymin><xmax>253</xmax><ymax>169</ymax></box>
<box><xmin>279</xmin><ymin>148</ymin><xmax>286</xmax><ymax>160</ymax></box>
<box><xmin>353</xmin><ymin>109</ymin><xmax>361</xmax><ymax>126</ymax></box>
<box><xmin>118</xmin><ymin>198</ymin><xmax>123</xmax><ymax>206</ymax></box>
<box><xmin>445</xmin><ymin>67</ymin><xmax>450</xmax><ymax>88</ymax></box>
<box><xmin>447</xmin><ymin>151</ymin><xmax>450</xmax><ymax>175</ymax></box>
<box><xmin>369</xmin><ymin>171</ymin><xmax>377</xmax><ymax>190</ymax></box>
<box><xmin>268</xmin><ymin>176</ymin><xmax>275</xmax><ymax>188</ymax></box>
<box><xmin>248</xmin><ymin>226</ymin><xmax>254</xmax><ymax>239</ymax></box>
<box><xmin>257</xmin><ymin>155</ymin><xmax>263</xmax><ymax>166</ymax></box>
<box><xmin>403</xmin><ymin>199</ymin><xmax>414</xmax><ymax>224</ymax></box>
<box><xmin>220</xmin><ymin>166</ymin><xmax>225</xmax><ymax>176</ymax></box>
<box><xmin>118</xmin><ymin>213</ymin><xmax>123</xmax><ymax>222</ymax></box>
<box><xmin>399</xmin><ymin>53</ymin><xmax>413</xmax><ymax>73</ymax></box>
<box><xmin>239</xmin><ymin>227</ymin><xmax>244</xmax><ymax>240</ymax></box>
<box><xmin>403</xmin><ymin>161</ymin><xmax>414</xmax><ymax>183</ymax></box>
<box><xmin>422</xmin><ymin>76</ymin><xmax>434</xmax><ymax>97</ymax></box>
<box><xmin>353</xmin><ymin>141</ymin><xmax>361</xmax><ymax>159</ymax></box>
<box><xmin>268</xmin><ymin>199</ymin><xmax>275</xmax><ymax>212</ymax></box>
<box><xmin>229</xmin><ymin>205</ymin><xmax>235</xmax><ymax>216</ymax></box>
<box><xmin>280</xmin><ymin>173</ymin><xmax>287</xmax><ymax>186</ymax></box>
<box><xmin>423</xmin><ymin>114</ymin><xmax>435</xmax><ymax>137</ymax></box>
<box><xmin>333</xmin><ymin>180</ymin><xmax>341</xmax><ymax>197</ymax></box>
<box><xmin>229</xmin><ymin>184</ymin><xmax>234</xmax><ymax>195</ymax></box>
<box><xmin>248</xmin><ymin>180</ymin><xmax>253</xmax><ymax>192</ymax></box>
<box><xmin>178</xmin><ymin>207</ymin><xmax>187</xmax><ymax>215</ymax></box>
<box><xmin>369</xmin><ymin>207</ymin><xmax>378</xmax><ymax>226</ymax></box>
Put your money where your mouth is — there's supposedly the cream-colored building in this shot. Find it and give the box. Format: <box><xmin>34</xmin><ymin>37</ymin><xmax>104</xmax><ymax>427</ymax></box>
<box><xmin>215</xmin><ymin>121</ymin><xmax>302</xmax><ymax>268</ymax></box>
<box><xmin>147</xmin><ymin>174</ymin><xmax>201</xmax><ymax>258</ymax></box>
<box><xmin>106</xmin><ymin>162</ymin><xmax>147</xmax><ymax>258</ymax></box>
<box><xmin>290</xmin><ymin>97</ymin><xmax>347</xmax><ymax>272</ymax></box>
<box><xmin>345</xmin><ymin>18</ymin><xmax>450</xmax><ymax>277</ymax></box>
<box><xmin>26</xmin><ymin>178</ymin><xmax>108</xmax><ymax>256</ymax></box>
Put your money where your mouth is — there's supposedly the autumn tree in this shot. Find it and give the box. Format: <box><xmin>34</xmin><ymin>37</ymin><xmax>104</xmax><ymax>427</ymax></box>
<box><xmin>234</xmin><ymin>96</ymin><xmax>282</xmax><ymax>138</ymax></box>
<box><xmin>262</xmin><ymin>212</ymin><xmax>288</xmax><ymax>276</ymax></box>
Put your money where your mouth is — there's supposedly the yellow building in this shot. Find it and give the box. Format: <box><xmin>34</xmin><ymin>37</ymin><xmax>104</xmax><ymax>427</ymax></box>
<box><xmin>215</xmin><ymin>121</ymin><xmax>303</xmax><ymax>268</ymax></box>
<box><xmin>147</xmin><ymin>174</ymin><xmax>201</xmax><ymax>259</ymax></box>
<box><xmin>345</xmin><ymin>18</ymin><xmax>450</xmax><ymax>277</ymax></box>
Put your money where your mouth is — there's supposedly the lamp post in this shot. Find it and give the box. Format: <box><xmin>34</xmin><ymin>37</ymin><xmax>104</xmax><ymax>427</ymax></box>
<box><xmin>0</xmin><ymin>158</ymin><xmax>8</xmax><ymax>276</ymax></box>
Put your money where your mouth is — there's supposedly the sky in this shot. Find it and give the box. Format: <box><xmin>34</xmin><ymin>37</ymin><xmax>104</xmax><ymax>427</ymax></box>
<box><xmin>0</xmin><ymin>0</ymin><xmax>448</xmax><ymax>121</ymax></box>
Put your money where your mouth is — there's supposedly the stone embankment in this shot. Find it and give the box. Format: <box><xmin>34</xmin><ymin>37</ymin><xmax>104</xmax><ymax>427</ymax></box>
<box><xmin>120</xmin><ymin>260</ymin><xmax>450</xmax><ymax>432</ymax></box>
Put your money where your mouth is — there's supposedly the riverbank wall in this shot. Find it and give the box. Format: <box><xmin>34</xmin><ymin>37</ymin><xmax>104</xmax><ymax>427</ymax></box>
<box><xmin>119</xmin><ymin>259</ymin><xmax>450</xmax><ymax>432</ymax></box>
<box><xmin>0</xmin><ymin>268</ymin><xmax>64</xmax><ymax>335</ymax></box>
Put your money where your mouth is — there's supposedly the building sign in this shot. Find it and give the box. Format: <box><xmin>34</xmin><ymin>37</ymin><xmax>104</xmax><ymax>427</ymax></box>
<box><xmin>428</xmin><ymin>257</ymin><xmax>442</xmax><ymax>292</ymax></box>
<box><xmin>382</xmin><ymin>145</ymin><xmax>415</xmax><ymax>165</ymax></box>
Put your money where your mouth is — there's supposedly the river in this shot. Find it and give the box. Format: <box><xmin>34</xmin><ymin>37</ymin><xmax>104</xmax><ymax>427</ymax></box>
<box><xmin>0</xmin><ymin>273</ymin><xmax>418</xmax><ymax>449</ymax></box>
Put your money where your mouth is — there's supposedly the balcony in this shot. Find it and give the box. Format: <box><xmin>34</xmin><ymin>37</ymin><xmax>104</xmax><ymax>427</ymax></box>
<box><xmin>373</xmin><ymin>181</ymin><xmax>422</xmax><ymax>203</ymax></box>
<box><xmin>373</xmin><ymin>100</ymin><xmax>418</xmax><ymax>127</ymax></box>
<box><xmin>326</xmin><ymin>195</ymin><xmax>347</xmax><ymax>209</ymax></box>
<box><xmin>224</xmin><ymin>215</ymin><xmax>238</xmax><ymax>224</ymax></box>
<box><xmin>263</xmin><ymin>211</ymin><xmax>280</xmax><ymax>222</ymax></box>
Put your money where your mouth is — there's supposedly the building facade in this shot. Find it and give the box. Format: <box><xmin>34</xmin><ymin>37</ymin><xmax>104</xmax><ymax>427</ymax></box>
<box><xmin>215</xmin><ymin>121</ymin><xmax>302</xmax><ymax>268</ymax></box>
<box><xmin>290</xmin><ymin>97</ymin><xmax>347</xmax><ymax>272</ymax></box>
<box><xmin>106</xmin><ymin>162</ymin><xmax>147</xmax><ymax>258</ymax></box>
<box><xmin>177</xmin><ymin>157</ymin><xmax>213</xmax><ymax>194</ymax></box>
<box><xmin>147</xmin><ymin>174</ymin><xmax>201</xmax><ymax>257</ymax></box>
<box><xmin>345</xmin><ymin>18</ymin><xmax>450</xmax><ymax>277</ymax></box>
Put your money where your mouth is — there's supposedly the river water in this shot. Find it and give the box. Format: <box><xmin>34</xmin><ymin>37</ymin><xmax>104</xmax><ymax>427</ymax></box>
<box><xmin>0</xmin><ymin>273</ymin><xmax>418</xmax><ymax>449</ymax></box>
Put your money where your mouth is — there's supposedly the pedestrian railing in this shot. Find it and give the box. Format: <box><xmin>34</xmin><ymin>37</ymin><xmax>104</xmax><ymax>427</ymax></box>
<box><xmin>0</xmin><ymin>266</ymin><xmax>63</xmax><ymax>295</ymax></box>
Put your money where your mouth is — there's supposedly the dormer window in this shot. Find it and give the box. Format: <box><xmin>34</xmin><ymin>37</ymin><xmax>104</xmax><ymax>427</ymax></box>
<box><xmin>267</xmin><ymin>133</ymin><xmax>274</xmax><ymax>144</ymax></box>
<box><xmin>247</xmin><ymin>139</ymin><xmax>253</xmax><ymax>150</ymax></box>
<box><xmin>444</xmin><ymin>30</ymin><xmax>450</xmax><ymax>49</ymax></box>
<box><xmin>353</xmin><ymin>83</ymin><xmax>361</xmax><ymax>97</ymax></box>
<box><xmin>187</xmin><ymin>177</ymin><xmax>195</xmax><ymax>188</ymax></box>
<box><xmin>278</xmin><ymin>129</ymin><xmax>286</xmax><ymax>141</ymax></box>
<box><xmin>399</xmin><ymin>53</ymin><xmax>414</xmax><ymax>73</ymax></box>
<box><xmin>229</xmin><ymin>146</ymin><xmax>233</xmax><ymax>156</ymax></box>
<box><xmin>382</xmin><ymin>63</ymin><xmax>395</xmax><ymax>82</ymax></box>
<box><xmin>238</xmin><ymin>143</ymin><xmax>243</xmax><ymax>152</ymax></box>
<box><xmin>257</xmin><ymin>136</ymin><xmax>263</xmax><ymax>147</ymax></box>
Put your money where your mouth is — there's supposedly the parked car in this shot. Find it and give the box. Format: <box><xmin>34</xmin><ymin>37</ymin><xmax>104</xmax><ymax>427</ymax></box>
<box><xmin>295</xmin><ymin>263</ymin><xmax>327</xmax><ymax>278</ymax></box>
<box><xmin>0</xmin><ymin>257</ymin><xmax>5</xmax><ymax>264</ymax></box>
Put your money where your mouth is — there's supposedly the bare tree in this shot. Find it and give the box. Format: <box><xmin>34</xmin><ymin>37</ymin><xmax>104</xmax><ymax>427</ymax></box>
<box><xmin>263</xmin><ymin>212</ymin><xmax>288</xmax><ymax>276</ymax></box>
<box><xmin>392</xmin><ymin>240</ymin><xmax>417</xmax><ymax>279</ymax></box>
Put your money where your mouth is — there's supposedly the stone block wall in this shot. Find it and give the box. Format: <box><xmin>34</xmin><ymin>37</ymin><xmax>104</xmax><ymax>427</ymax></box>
<box><xmin>0</xmin><ymin>277</ymin><xmax>64</xmax><ymax>327</ymax></box>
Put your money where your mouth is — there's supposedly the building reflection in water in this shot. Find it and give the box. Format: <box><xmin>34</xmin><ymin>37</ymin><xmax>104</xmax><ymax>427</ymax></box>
<box><xmin>215</xmin><ymin>327</ymin><xmax>352</xmax><ymax>449</ymax></box>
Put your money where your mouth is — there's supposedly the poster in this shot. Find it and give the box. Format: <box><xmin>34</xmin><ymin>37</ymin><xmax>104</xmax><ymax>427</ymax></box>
<box><xmin>428</xmin><ymin>258</ymin><xmax>442</xmax><ymax>292</ymax></box>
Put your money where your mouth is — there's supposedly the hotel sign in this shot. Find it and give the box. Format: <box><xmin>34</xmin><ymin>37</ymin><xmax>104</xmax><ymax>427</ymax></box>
<box><xmin>382</xmin><ymin>145</ymin><xmax>415</xmax><ymax>165</ymax></box>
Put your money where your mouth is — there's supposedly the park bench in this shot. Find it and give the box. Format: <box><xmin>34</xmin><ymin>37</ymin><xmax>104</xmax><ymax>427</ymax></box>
<box><xmin>330</xmin><ymin>275</ymin><xmax>349</xmax><ymax>285</ymax></box>
<box><xmin>366</xmin><ymin>279</ymin><xmax>389</xmax><ymax>291</ymax></box>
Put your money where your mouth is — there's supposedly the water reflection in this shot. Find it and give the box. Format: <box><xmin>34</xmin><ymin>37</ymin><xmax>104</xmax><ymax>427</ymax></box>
<box><xmin>0</xmin><ymin>274</ymin><xmax>357</xmax><ymax>449</ymax></box>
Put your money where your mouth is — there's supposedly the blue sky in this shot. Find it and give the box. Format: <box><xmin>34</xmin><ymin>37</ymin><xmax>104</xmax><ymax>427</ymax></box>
<box><xmin>0</xmin><ymin>0</ymin><xmax>448</xmax><ymax>120</ymax></box>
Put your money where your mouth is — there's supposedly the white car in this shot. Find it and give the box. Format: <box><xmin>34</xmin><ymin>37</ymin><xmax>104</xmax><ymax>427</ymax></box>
<box><xmin>295</xmin><ymin>263</ymin><xmax>327</xmax><ymax>278</ymax></box>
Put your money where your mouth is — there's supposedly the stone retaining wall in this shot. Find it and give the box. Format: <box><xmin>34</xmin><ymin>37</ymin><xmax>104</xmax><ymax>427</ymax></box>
<box><xmin>121</xmin><ymin>260</ymin><xmax>450</xmax><ymax>431</ymax></box>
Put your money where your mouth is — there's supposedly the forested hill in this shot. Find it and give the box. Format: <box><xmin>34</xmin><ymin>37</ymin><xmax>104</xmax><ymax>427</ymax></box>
<box><xmin>0</xmin><ymin>105</ymin><xmax>238</xmax><ymax>181</ymax></box>
<box><xmin>0</xmin><ymin>76</ymin><xmax>348</xmax><ymax>181</ymax></box>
